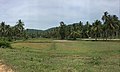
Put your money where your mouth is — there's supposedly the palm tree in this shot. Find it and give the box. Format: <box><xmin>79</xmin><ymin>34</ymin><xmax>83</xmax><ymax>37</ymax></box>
<box><xmin>102</xmin><ymin>11</ymin><xmax>109</xmax><ymax>40</ymax></box>
<box><xmin>15</xmin><ymin>19</ymin><xmax>25</xmax><ymax>38</ymax></box>
<box><xmin>106</xmin><ymin>15</ymin><xmax>119</xmax><ymax>39</ymax></box>
<box><xmin>102</xmin><ymin>12</ymin><xmax>117</xmax><ymax>39</ymax></box>
<box><xmin>92</xmin><ymin>20</ymin><xmax>102</xmax><ymax>40</ymax></box>
<box><xmin>59</xmin><ymin>21</ymin><xmax>66</xmax><ymax>39</ymax></box>
<box><xmin>69</xmin><ymin>31</ymin><xmax>80</xmax><ymax>40</ymax></box>
<box><xmin>0</xmin><ymin>22</ymin><xmax>5</xmax><ymax>37</ymax></box>
<box><xmin>83</xmin><ymin>21</ymin><xmax>91</xmax><ymax>38</ymax></box>
<box><xmin>16</xmin><ymin>19</ymin><xmax>24</xmax><ymax>32</ymax></box>
<box><xmin>112</xmin><ymin>15</ymin><xmax>119</xmax><ymax>38</ymax></box>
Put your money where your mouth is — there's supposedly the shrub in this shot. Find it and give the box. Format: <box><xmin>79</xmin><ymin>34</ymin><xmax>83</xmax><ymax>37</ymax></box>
<box><xmin>0</xmin><ymin>37</ymin><xmax>13</xmax><ymax>42</ymax></box>
<box><xmin>0</xmin><ymin>41</ymin><xmax>12</xmax><ymax>48</ymax></box>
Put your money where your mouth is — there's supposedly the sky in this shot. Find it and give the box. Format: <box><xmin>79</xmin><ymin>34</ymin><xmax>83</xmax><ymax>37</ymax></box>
<box><xmin>0</xmin><ymin>0</ymin><xmax>120</xmax><ymax>30</ymax></box>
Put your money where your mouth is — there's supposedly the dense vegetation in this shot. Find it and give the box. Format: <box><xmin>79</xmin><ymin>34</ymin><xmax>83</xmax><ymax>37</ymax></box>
<box><xmin>0</xmin><ymin>19</ymin><xmax>26</xmax><ymax>41</ymax></box>
<box><xmin>0</xmin><ymin>19</ymin><xmax>26</xmax><ymax>48</ymax></box>
<box><xmin>1</xmin><ymin>12</ymin><xmax>120</xmax><ymax>41</ymax></box>
<box><xmin>27</xmin><ymin>12</ymin><xmax>120</xmax><ymax>40</ymax></box>
<box><xmin>0</xmin><ymin>41</ymin><xmax>11</xmax><ymax>48</ymax></box>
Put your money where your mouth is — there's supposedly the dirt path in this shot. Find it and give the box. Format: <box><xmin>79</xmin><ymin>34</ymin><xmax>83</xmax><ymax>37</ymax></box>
<box><xmin>81</xmin><ymin>38</ymin><xmax>120</xmax><ymax>41</ymax></box>
<box><xmin>0</xmin><ymin>63</ymin><xmax>13</xmax><ymax>72</ymax></box>
<box><xmin>53</xmin><ymin>40</ymin><xmax>77</xmax><ymax>43</ymax></box>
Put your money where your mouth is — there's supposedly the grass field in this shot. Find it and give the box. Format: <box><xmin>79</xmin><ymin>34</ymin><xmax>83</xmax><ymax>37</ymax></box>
<box><xmin>0</xmin><ymin>39</ymin><xmax>120</xmax><ymax>72</ymax></box>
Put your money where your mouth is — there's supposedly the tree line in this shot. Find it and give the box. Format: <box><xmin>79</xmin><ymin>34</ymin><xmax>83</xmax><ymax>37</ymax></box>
<box><xmin>1</xmin><ymin>12</ymin><xmax>120</xmax><ymax>41</ymax></box>
<box><xmin>38</xmin><ymin>12</ymin><xmax>120</xmax><ymax>40</ymax></box>
<box><xmin>0</xmin><ymin>20</ymin><xmax>26</xmax><ymax>41</ymax></box>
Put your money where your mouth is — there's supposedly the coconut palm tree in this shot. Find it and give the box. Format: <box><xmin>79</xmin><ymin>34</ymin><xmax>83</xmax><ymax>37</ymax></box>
<box><xmin>102</xmin><ymin>12</ymin><xmax>118</xmax><ymax>39</ymax></box>
<box><xmin>15</xmin><ymin>19</ymin><xmax>25</xmax><ymax>38</ymax></box>
<box><xmin>0</xmin><ymin>22</ymin><xmax>6</xmax><ymax>37</ymax></box>
<box><xmin>59</xmin><ymin>21</ymin><xmax>66</xmax><ymax>39</ymax></box>
<box><xmin>92</xmin><ymin>20</ymin><xmax>102</xmax><ymax>40</ymax></box>
<box><xmin>83</xmin><ymin>21</ymin><xmax>91</xmax><ymax>38</ymax></box>
<box><xmin>112</xmin><ymin>15</ymin><xmax>119</xmax><ymax>38</ymax></box>
<box><xmin>102</xmin><ymin>11</ymin><xmax>109</xmax><ymax>40</ymax></box>
<box><xmin>70</xmin><ymin>31</ymin><xmax>78</xmax><ymax>40</ymax></box>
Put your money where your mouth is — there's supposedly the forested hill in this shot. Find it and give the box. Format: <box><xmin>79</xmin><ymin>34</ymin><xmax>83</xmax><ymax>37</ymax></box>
<box><xmin>26</xmin><ymin>29</ymin><xmax>43</xmax><ymax>34</ymax></box>
<box><xmin>26</xmin><ymin>29</ymin><xmax>44</xmax><ymax>38</ymax></box>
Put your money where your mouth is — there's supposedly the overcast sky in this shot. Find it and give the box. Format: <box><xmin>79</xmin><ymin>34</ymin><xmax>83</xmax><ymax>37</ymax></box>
<box><xmin>0</xmin><ymin>0</ymin><xmax>120</xmax><ymax>30</ymax></box>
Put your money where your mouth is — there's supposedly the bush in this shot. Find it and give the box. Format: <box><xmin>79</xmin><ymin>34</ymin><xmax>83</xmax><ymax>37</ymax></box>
<box><xmin>0</xmin><ymin>37</ymin><xmax>13</xmax><ymax>42</ymax></box>
<box><xmin>0</xmin><ymin>41</ymin><xmax>12</xmax><ymax>48</ymax></box>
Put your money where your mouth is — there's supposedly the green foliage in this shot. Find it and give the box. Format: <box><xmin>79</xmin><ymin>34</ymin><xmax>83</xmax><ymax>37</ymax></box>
<box><xmin>0</xmin><ymin>19</ymin><xmax>26</xmax><ymax>41</ymax></box>
<box><xmin>27</xmin><ymin>12</ymin><xmax>120</xmax><ymax>40</ymax></box>
<box><xmin>59</xmin><ymin>21</ymin><xmax>66</xmax><ymax>39</ymax></box>
<box><xmin>0</xmin><ymin>12</ymin><xmax>120</xmax><ymax>40</ymax></box>
<box><xmin>0</xmin><ymin>41</ymin><xmax>11</xmax><ymax>48</ymax></box>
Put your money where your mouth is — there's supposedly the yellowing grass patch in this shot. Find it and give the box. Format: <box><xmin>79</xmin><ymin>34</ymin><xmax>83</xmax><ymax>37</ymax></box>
<box><xmin>12</xmin><ymin>43</ymin><xmax>51</xmax><ymax>49</ymax></box>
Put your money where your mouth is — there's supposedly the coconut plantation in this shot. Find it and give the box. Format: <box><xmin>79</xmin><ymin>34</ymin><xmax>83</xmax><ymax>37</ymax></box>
<box><xmin>0</xmin><ymin>0</ymin><xmax>120</xmax><ymax>72</ymax></box>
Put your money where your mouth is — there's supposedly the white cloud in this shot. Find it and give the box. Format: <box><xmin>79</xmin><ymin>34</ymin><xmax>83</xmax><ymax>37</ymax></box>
<box><xmin>0</xmin><ymin>0</ymin><xmax>119</xmax><ymax>30</ymax></box>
